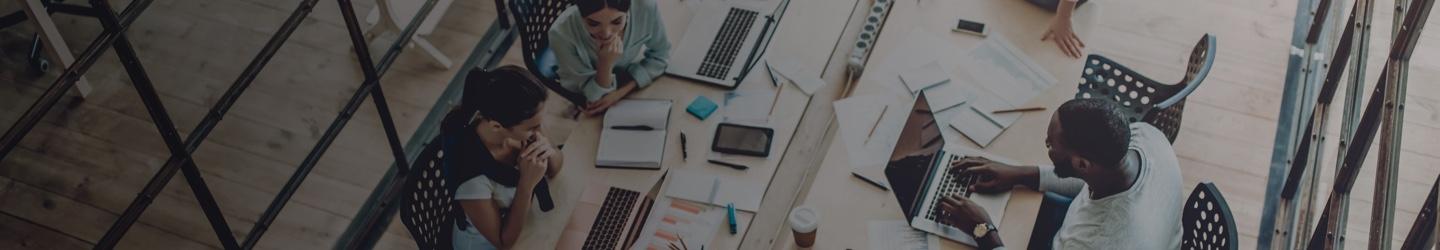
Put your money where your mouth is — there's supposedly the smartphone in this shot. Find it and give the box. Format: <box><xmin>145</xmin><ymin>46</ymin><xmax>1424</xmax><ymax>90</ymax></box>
<box><xmin>953</xmin><ymin>18</ymin><xmax>988</xmax><ymax>36</ymax></box>
<box><xmin>711</xmin><ymin>123</ymin><xmax>774</xmax><ymax>157</ymax></box>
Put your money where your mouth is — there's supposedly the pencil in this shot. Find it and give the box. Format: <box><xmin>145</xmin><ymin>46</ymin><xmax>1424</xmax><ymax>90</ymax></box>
<box><xmin>864</xmin><ymin>105</ymin><xmax>888</xmax><ymax>144</ymax></box>
<box><xmin>991</xmin><ymin>106</ymin><xmax>1046</xmax><ymax>114</ymax></box>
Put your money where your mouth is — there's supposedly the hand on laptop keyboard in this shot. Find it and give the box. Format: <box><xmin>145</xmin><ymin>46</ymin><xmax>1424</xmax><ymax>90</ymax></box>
<box><xmin>938</xmin><ymin>194</ymin><xmax>994</xmax><ymax>235</ymax></box>
<box><xmin>950</xmin><ymin>156</ymin><xmax>1032</xmax><ymax>194</ymax></box>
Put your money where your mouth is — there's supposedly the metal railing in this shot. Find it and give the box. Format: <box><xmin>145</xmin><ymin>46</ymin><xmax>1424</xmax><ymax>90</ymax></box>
<box><xmin>0</xmin><ymin>0</ymin><xmax>444</xmax><ymax>248</ymax></box>
<box><xmin>1262</xmin><ymin>0</ymin><xmax>1438</xmax><ymax>248</ymax></box>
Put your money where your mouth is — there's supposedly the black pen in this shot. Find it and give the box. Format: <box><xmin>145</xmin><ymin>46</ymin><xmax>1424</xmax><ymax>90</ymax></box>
<box><xmin>708</xmin><ymin>159</ymin><xmax>749</xmax><ymax>170</ymax></box>
<box><xmin>680</xmin><ymin>132</ymin><xmax>689</xmax><ymax>161</ymax></box>
<box><xmin>611</xmin><ymin>125</ymin><xmax>655</xmax><ymax>131</ymax></box>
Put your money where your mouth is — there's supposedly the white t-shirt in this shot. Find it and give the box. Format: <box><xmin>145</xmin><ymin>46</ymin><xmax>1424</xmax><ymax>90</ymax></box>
<box><xmin>454</xmin><ymin>176</ymin><xmax>517</xmax><ymax>234</ymax></box>
<box><xmin>1035</xmin><ymin>123</ymin><xmax>1185</xmax><ymax>249</ymax></box>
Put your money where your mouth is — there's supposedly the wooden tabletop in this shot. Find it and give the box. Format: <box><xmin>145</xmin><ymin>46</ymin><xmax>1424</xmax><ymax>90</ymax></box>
<box><xmin>509</xmin><ymin>0</ymin><xmax>859</xmax><ymax>248</ymax></box>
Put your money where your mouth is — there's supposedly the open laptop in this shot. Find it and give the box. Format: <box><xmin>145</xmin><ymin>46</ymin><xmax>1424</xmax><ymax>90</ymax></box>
<box><xmin>666</xmin><ymin>0</ymin><xmax>788</xmax><ymax>89</ymax></box>
<box><xmin>884</xmin><ymin>93</ymin><xmax>1013</xmax><ymax>246</ymax></box>
<box><xmin>557</xmin><ymin>173</ymin><xmax>667</xmax><ymax>249</ymax></box>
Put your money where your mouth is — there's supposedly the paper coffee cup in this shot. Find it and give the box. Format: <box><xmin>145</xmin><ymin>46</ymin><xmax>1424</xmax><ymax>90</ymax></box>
<box><xmin>789</xmin><ymin>206</ymin><xmax>819</xmax><ymax>247</ymax></box>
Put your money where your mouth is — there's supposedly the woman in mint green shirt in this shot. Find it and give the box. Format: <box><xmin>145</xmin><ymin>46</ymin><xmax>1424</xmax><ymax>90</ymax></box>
<box><xmin>549</xmin><ymin>0</ymin><xmax>670</xmax><ymax>115</ymax></box>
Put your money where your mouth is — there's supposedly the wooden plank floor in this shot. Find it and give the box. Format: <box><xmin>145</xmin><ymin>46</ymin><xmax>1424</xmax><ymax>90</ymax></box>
<box><xmin>1</xmin><ymin>0</ymin><xmax>1438</xmax><ymax>249</ymax></box>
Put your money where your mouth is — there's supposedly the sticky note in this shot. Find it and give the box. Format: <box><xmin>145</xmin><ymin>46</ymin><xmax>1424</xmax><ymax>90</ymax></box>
<box><xmin>687</xmin><ymin>96</ymin><xmax>719</xmax><ymax>120</ymax></box>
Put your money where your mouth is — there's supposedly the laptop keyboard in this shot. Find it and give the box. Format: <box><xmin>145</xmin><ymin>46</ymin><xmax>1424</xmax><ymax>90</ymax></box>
<box><xmin>582</xmin><ymin>187</ymin><xmax>641</xmax><ymax>249</ymax></box>
<box><xmin>925</xmin><ymin>155</ymin><xmax>983</xmax><ymax>228</ymax></box>
<box><xmin>696</xmin><ymin>8</ymin><xmax>759</xmax><ymax>80</ymax></box>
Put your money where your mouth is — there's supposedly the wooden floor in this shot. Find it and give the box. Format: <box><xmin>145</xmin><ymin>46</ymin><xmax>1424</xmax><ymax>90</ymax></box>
<box><xmin>1</xmin><ymin>0</ymin><xmax>1438</xmax><ymax>249</ymax></box>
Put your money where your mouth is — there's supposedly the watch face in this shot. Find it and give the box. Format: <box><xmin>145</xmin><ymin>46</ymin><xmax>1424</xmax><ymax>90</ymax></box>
<box><xmin>974</xmin><ymin>224</ymin><xmax>988</xmax><ymax>237</ymax></box>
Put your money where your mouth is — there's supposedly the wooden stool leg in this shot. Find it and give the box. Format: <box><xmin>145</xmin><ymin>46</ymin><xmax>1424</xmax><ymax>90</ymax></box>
<box><xmin>21</xmin><ymin>0</ymin><xmax>92</xmax><ymax>98</ymax></box>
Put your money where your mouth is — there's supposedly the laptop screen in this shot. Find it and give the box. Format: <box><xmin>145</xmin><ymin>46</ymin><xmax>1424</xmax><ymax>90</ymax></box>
<box><xmin>884</xmin><ymin>93</ymin><xmax>946</xmax><ymax>220</ymax></box>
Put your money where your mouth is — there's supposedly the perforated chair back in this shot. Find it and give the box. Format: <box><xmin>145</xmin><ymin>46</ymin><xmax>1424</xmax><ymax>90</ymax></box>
<box><xmin>398</xmin><ymin>137</ymin><xmax>455</xmax><ymax>250</ymax></box>
<box><xmin>509</xmin><ymin>0</ymin><xmax>586</xmax><ymax>107</ymax></box>
<box><xmin>1074</xmin><ymin>34</ymin><xmax>1215</xmax><ymax>143</ymax></box>
<box><xmin>1182</xmin><ymin>182</ymin><xmax>1238</xmax><ymax>250</ymax></box>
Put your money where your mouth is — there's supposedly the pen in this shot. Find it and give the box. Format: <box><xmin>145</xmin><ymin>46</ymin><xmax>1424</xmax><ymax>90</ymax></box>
<box><xmin>991</xmin><ymin>106</ymin><xmax>1046</xmax><ymax>114</ymax></box>
<box><xmin>611</xmin><ymin>125</ymin><xmax>655</xmax><ymax>131</ymax></box>
<box><xmin>727</xmin><ymin>203</ymin><xmax>738</xmax><ymax>234</ymax></box>
<box><xmin>852</xmin><ymin>173</ymin><xmax>890</xmax><ymax>191</ymax></box>
<box><xmin>864</xmin><ymin>105</ymin><xmax>889</xmax><ymax>144</ymax></box>
<box><xmin>680</xmin><ymin>132</ymin><xmax>689</xmax><ymax>161</ymax></box>
<box><xmin>708</xmin><ymin>159</ymin><xmax>749</xmax><ymax>170</ymax></box>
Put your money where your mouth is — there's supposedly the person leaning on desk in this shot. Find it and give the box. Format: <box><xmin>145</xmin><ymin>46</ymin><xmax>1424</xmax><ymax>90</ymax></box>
<box><xmin>549</xmin><ymin>0</ymin><xmax>671</xmax><ymax>116</ymax></box>
<box><xmin>442</xmin><ymin>66</ymin><xmax>564</xmax><ymax>250</ymax></box>
<box><xmin>940</xmin><ymin>99</ymin><xmax>1184</xmax><ymax>249</ymax></box>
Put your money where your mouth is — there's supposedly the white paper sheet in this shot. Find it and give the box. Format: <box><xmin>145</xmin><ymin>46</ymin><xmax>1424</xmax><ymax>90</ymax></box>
<box><xmin>631</xmin><ymin>197</ymin><xmax>724</xmax><ymax>250</ymax></box>
<box><xmin>900</xmin><ymin>61</ymin><xmax>950</xmax><ymax>93</ymax></box>
<box><xmin>834</xmin><ymin>95</ymin><xmax>907</xmax><ymax>188</ymax></box>
<box><xmin>869</xmin><ymin>220</ymin><xmax>941</xmax><ymax>250</ymax></box>
<box><xmin>768</xmin><ymin>59</ymin><xmax>826</xmax><ymax>95</ymax></box>
<box><xmin>663</xmin><ymin>169</ymin><xmax>766</xmax><ymax>212</ymax></box>
<box><xmin>723</xmin><ymin>88</ymin><xmax>778</xmax><ymax>124</ymax></box>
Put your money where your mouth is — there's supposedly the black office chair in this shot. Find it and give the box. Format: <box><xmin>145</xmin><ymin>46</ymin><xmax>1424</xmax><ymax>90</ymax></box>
<box><xmin>509</xmin><ymin>0</ymin><xmax>587</xmax><ymax>108</ymax></box>
<box><xmin>1074</xmin><ymin>34</ymin><xmax>1215</xmax><ymax>143</ymax></box>
<box><xmin>398</xmin><ymin>137</ymin><xmax>455</xmax><ymax>250</ymax></box>
<box><xmin>1182</xmin><ymin>182</ymin><xmax>1238</xmax><ymax>250</ymax></box>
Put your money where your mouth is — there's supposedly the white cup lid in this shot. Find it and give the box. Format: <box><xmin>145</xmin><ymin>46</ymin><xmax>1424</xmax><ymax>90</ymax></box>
<box><xmin>788</xmin><ymin>206</ymin><xmax>819</xmax><ymax>233</ymax></box>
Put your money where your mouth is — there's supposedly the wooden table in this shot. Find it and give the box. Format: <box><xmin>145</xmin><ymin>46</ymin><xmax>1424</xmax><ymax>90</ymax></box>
<box><xmin>771</xmin><ymin>0</ymin><xmax>1104</xmax><ymax>249</ymax></box>
<box><xmin>509</xmin><ymin>0</ymin><xmax>859</xmax><ymax>248</ymax></box>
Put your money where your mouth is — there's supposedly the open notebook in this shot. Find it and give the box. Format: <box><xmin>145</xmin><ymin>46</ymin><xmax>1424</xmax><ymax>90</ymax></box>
<box><xmin>597</xmin><ymin>99</ymin><xmax>673</xmax><ymax>169</ymax></box>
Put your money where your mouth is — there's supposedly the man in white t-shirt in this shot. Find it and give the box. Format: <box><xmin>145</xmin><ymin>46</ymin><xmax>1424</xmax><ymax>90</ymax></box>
<box><xmin>940</xmin><ymin>99</ymin><xmax>1184</xmax><ymax>249</ymax></box>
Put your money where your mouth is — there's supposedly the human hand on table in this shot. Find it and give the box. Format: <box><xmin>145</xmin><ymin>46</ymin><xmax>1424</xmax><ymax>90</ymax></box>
<box><xmin>1042</xmin><ymin>13</ymin><xmax>1085</xmax><ymax>58</ymax></box>
<box><xmin>583</xmin><ymin>82</ymin><xmax>636</xmax><ymax>116</ymax></box>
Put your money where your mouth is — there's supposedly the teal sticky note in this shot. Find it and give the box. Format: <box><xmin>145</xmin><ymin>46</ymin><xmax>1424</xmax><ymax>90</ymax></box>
<box><xmin>687</xmin><ymin>96</ymin><xmax>718</xmax><ymax>120</ymax></box>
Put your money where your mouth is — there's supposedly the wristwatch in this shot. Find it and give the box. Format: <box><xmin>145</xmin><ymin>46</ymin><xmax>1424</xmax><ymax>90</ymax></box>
<box><xmin>973</xmin><ymin>222</ymin><xmax>998</xmax><ymax>240</ymax></box>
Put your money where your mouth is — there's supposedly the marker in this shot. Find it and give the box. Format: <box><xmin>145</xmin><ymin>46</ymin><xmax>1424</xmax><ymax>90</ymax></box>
<box><xmin>727</xmin><ymin>203</ymin><xmax>738</xmax><ymax>234</ymax></box>
<box><xmin>708</xmin><ymin>159</ymin><xmax>749</xmax><ymax>170</ymax></box>
<box><xmin>611</xmin><ymin>125</ymin><xmax>655</xmax><ymax>131</ymax></box>
<box><xmin>680</xmin><ymin>132</ymin><xmax>689</xmax><ymax>161</ymax></box>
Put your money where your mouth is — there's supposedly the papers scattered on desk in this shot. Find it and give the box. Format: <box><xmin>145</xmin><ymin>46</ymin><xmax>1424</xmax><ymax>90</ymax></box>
<box><xmin>921</xmin><ymin>80</ymin><xmax>972</xmax><ymax>112</ymax></box>
<box><xmin>597</xmin><ymin>99</ymin><xmax>672</xmax><ymax>169</ymax></box>
<box><xmin>767</xmin><ymin>59</ymin><xmax>826</xmax><ymax>95</ymax></box>
<box><xmin>632</xmin><ymin>197</ymin><xmax>723</xmax><ymax>250</ymax></box>
<box><xmin>869</xmin><ymin>220</ymin><xmax>941</xmax><ymax>250</ymax></box>
<box><xmin>664</xmin><ymin>169</ymin><xmax>766</xmax><ymax>212</ymax></box>
<box><xmin>940</xmin><ymin>35</ymin><xmax>1057</xmax><ymax>146</ymax></box>
<box><xmin>899</xmin><ymin>61</ymin><xmax>950</xmax><ymax>94</ymax></box>
<box><xmin>833</xmin><ymin>95</ymin><xmax>906</xmax><ymax>188</ymax></box>
<box><xmin>723</xmin><ymin>88</ymin><xmax>778</xmax><ymax>124</ymax></box>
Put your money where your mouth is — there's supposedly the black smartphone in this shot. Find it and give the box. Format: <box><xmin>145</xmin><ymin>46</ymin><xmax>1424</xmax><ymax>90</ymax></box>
<box><xmin>954</xmin><ymin>18</ymin><xmax>988</xmax><ymax>36</ymax></box>
<box><xmin>711</xmin><ymin>123</ymin><xmax>774</xmax><ymax>157</ymax></box>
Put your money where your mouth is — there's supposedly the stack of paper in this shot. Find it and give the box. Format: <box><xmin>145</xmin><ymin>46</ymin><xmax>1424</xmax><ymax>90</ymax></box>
<box><xmin>597</xmin><ymin>99</ymin><xmax>673</xmax><ymax>169</ymax></box>
<box><xmin>663</xmin><ymin>169</ymin><xmax>766</xmax><ymax>212</ymax></box>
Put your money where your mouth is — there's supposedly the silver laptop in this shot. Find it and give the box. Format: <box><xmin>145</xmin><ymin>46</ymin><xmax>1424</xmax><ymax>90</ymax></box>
<box><xmin>666</xmin><ymin>1</ymin><xmax>777</xmax><ymax>89</ymax></box>
<box><xmin>884</xmin><ymin>93</ymin><xmax>1013</xmax><ymax>246</ymax></box>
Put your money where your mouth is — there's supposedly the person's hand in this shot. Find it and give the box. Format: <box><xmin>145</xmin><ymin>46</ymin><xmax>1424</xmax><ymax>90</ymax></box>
<box><xmin>951</xmin><ymin>156</ymin><xmax>1030</xmax><ymax>194</ymax></box>
<box><xmin>583</xmin><ymin>82</ymin><xmax>635</xmax><ymax>116</ymax></box>
<box><xmin>518</xmin><ymin>138</ymin><xmax>551</xmax><ymax>187</ymax></box>
<box><xmin>939</xmin><ymin>194</ymin><xmax>993</xmax><ymax>234</ymax></box>
<box><xmin>1042</xmin><ymin>14</ymin><xmax>1085</xmax><ymax>58</ymax></box>
<box><xmin>597</xmin><ymin>37</ymin><xmax>625</xmax><ymax>71</ymax></box>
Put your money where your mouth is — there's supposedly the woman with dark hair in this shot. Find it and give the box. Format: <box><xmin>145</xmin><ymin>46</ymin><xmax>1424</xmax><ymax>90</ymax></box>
<box><xmin>549</xmin><ymin>0</ymin><xmax>670</xmax><ymax>115</ymax></box>
<box><xmin>442</xmin><ymin>66</ymin><xmax>563</xmax><ymax>250</ymax></box>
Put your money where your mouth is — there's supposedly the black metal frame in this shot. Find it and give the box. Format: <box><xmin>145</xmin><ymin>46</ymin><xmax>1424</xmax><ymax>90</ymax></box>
<box><xmin>1264</xmin><ymin>0</ymin><xmax>1436</xmax><ymax>248</ymax></box>
<box><xmin>0</xmin><ymin>0</ymin><xmax>442</xmax><ymax>248</ymax></box>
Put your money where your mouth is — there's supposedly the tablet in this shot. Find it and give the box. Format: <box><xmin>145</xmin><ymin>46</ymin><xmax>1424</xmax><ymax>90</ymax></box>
<box><xmin>712</xmin><ymin>123</ymin><xmax>774</xmax><ymax>157</ymax></box>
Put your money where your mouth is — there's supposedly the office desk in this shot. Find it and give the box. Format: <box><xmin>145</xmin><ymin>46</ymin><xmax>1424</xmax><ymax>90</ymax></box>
<box><xmin>773</xmin><ymin>0</ymin><xmax>1103</xmax><ymax>249</ymax></box>
<box><xmin>509</xmin><ymin>0</ymin><xmax>858</xmax><ymax>248</ymax></box>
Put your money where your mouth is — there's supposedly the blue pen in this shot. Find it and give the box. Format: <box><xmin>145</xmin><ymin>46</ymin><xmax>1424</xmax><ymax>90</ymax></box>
<box><xmin>727</xmin><ymin>203</ymin><xmax>738</xmax><ymax>234</ymax></box>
